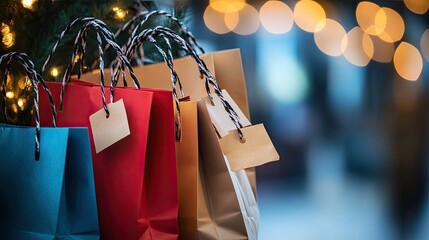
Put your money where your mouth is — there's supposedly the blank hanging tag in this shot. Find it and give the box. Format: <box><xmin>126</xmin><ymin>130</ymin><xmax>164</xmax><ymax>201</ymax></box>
<box><xmin>220</xmin><ymin>124</ymin><xmax>279</xmax><ymax>171</ymax></box>
<box><xmin>89</xmin><ymin>99</ymin><xmax>130</xmax><ymax>153</ymax></box>
<box><xmin>205</xmin><ymin>89</ymin><xmax>251</xmax><ymax>138</ymax></box>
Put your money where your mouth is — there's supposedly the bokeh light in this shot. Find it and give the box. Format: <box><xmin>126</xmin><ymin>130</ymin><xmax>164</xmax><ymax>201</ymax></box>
<box><xmin>18</xmin><ymin>99</ymin><xmax>26</xmax><ymax>110</ymax></box>
<box><xmin>210</xmin><ymin>0</ymin><xmax>246</xmax><ymax>13</ymax></box>
<box><xmin>420</xmin><ymin>30</ymin><xmax>429</xmax><ymax>63</ymax></box>
<box><xmin>228</xmin><ymin>3</ymin><xmax>259</xmax><ymax>35</ymax></box>
<box><xmin>113</xmin><ymin>7</ymin><xmax>127</xmax><ymax>20</ymax></box>
<box><xmin>1</xmin><ymin>23</ymin><xmax>15</xmax><ymax>48</ymax></box>
<box><xmin>259</xmin><ymin>1</ymin><xmax>294</xmax><ymax>34</ymax></box>
<box><xmin>21</xmin><ymin>0</ymin><xmax>36</xmax><ymax>9</ymax></box>
<box><xmin>294</xmin><ymin>0</ymin><xmax>326</xmax><ymax>33</ymax></box>
<box><xmin>12</xmin><ymin>104</ymin><xmax>18</xmax><ymax>113</ymax></box>
<box><xmin>266</xmin><ymin>57</ymin><xmax>309</xmax><ymax>104</ymax></box>
<box><xmin>394</xmin><ymin>42</ymin><xmax>423</xmax><ymax>81</ymax></box>
<box><xmin>314</xmin><ymin>19</ymin><xmax>347</xmax><ymax>57</ymax></box>
<box><xmin>341</xmin><ymin>27</ymin><xmax>374</xmax><ymax>67</ymax></box>
<box><xmin>17</xmin><ymin>99</ymin><xmax>23</xmax><ymax>107</ymax></box>
<box><xmin>370</xmin><ymin>36</ymin><xmax>394</xmax><ymax>63</ymax></box>
<box><xmin>6</xmin><ymin>91</ymin><xmax>14</xmax><ymax>99</ymax></box>
<box><xmin>50</xmin><ymin>67</ymin><xmax>59</xmax><ymax>77</ymax></box>
<box><xmin>404</xmin><ymin>0</ymin><xmax>429</xmax><ymax>14</ymax></box>
<box><xmin>356</xmin><ymin>1</ymin><xmax>382</xmax><ymax>36</ymax></box>
<box><xmin>375</xmin><ymin>7</ymin><xmax>405</xmax><ymax>43</ymax></box>
<box><xmin>224</xmin><ymin>9</ymin><xmax>240</xmax><ymax>30</ymax></box>
<box><xmin>204</xmin><ymin>4</ymin><xmax>232</xmax><ymax>34</ymax></box>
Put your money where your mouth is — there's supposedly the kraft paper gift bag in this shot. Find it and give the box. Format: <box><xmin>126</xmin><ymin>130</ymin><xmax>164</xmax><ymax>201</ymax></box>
<box><xmin>175</xmin><ymin>100</ymin><xmax>199</xmax><ymax>239</ymax></box>
<box><xmin>0</xmin><ymin>52</ymin><xmax>99</xmax><ymax>240</ymax></box>
<box><xmin>196</xmin><ymin>100</ymin><xmax>248</xmax><ymax>239</ymax></box>
<box><xmin>174</xmin><ymin>99</ymin><xmax>251</xmax><ymax>240</ymax></box>
<box><xmin>38</xmin><ymin>19</ymin><xmax>178</xmax><ymax>240</ymax></box>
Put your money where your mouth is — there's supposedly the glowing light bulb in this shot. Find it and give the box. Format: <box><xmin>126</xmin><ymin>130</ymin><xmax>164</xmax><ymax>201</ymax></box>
<box><xmin>22</xmin><ymin>0</ymin><xmax>36</xmax><ymax>9</ymax></box>
<box><xmin>1</xmin><ymin>23</ymin><xmax>15</xmax><ymax>48</ymax></box>
<box><xmin>17</xmin><ymin>99</ymin><xmax>24</xmax><ymax>107</ymax></box>
<box><xmin>50</xmin><ymin>67</ymin><xmax>59</xmax><ymax>77</ymax></box>
<box><xmin>2</xmin><ymin>33</ymin><xmax>15</xmax><ymax>48</ymax></box>
<box><xmin>6</xmin><ymin>91</ymin><xmax>14</xmax><ymax>99</ymax></box>
<box><xmin>113</xmin><ymin>7</ymin><xmax>127</xmax><ymax>20</ymax></box>
<box><xmin>12</xmin><ymin>104</ymin><xmax>18</xmax><ymax>113</ymax></box>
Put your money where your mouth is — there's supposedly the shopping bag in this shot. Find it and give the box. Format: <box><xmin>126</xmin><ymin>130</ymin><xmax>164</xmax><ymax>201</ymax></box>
<box><xmin>196</xmin><ymin>100</ymin><xmax>248</xmax><ymax>239</ymax></box>
<box><xmin>0</xmin><ymin>126</ymin><xmax>100</xmax><ymax>240</ymax></box>
<box><xmin>127</xmin><ymin>31</ymin><xmax>261</xmax><ymax>239</ymax></box>
<box><xmin>81</xmin><ymin>48</ymin><xmax>258</xmax><ymax>191</ymax></box>
<box><xmin>175</xmin><ymin>99</ymin><xmax>199</xmax><ymax>239</ymax></box>
<box><xmin>81</xmin><ymin>27</ymin><xmax>275</xmax><ymax>239</ymax></box>
<box><xmin>224</xmin><ymin>156</ymin><xmax>259</xmax><ymax>240</ymax></box>
<box><xmin>143</xmin><ymin>95</ymin><xmax>251</xmax><ymax>240</ymax></box>
<box><xmin>115</xmin><ymin>29</ymin><xmax>252</xmax><ymax>239</ymax></box>
<box><xmin>39</xmin><ymin>19</ymin><xmax>178</xmax><ymax>240</ymax></box>
<box><xmin>0</xmin><ymin>52</ymin><xmax>99</xmax><ymax>240</ymax></box>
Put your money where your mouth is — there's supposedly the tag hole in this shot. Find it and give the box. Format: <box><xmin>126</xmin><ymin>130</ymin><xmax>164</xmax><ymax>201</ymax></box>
<box><xmin>240</xmin><ymin>137</ymin><xmax>246</xmax><ymax>144</ymax></box>
<box><xmin>105</xmin><ymin>114</ymin><xmax>110</xmax><ymax>119</ymax></box>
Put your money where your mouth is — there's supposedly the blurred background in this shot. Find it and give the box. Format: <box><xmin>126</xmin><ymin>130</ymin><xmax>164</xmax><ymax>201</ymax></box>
<box><xmin>186</xmin><ymin>0</ymin><xmax>429</xmax><ymax>239</ymax></box>
<box><xmin>0</xmin><ymin>0</ymin><xmax>427</xmax><ymax>239</ymax></box>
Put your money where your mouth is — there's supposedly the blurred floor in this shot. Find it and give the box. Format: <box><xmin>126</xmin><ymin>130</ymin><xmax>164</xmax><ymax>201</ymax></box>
<box><xmin>257</xmin><ymin>139</ymin><xmax>428</xmax><ymax>240</ymax></box>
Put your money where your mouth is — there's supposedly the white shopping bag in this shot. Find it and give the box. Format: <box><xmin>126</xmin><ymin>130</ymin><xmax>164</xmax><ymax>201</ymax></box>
<box><xmin>224</xmin><ymin>155</ymin><xmax>260</xmax><ymax>240</ymax></box>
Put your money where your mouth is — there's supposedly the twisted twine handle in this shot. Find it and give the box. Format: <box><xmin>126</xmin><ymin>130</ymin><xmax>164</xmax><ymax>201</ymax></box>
<box><xmin>124</xmin><ymin>27</ymin><xmax>245</xmax><ymax>140</ymax></box>
<box><xmin>41</xmin><ymin>18</ymin><xmax>141</xmax><ymax>117</ymax></box>
<box><xmin>1</xmin><ymin>52</ymin><xmax>58</xmax><ymax>160</ymax></box>
<box><xmin>111</xmin><ymin>29</ymin><xmax>185</xmax><ymax>141</ymax></box>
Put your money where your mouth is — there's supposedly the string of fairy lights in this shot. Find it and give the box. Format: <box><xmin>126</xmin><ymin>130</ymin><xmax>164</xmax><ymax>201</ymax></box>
<box><xmin>1</xmin><ymin>0</ymin><xmax>428</xmax><ymax>116</ymax></box>
<box><xmin>1</xmin><ymin>0</ymin><xmax>129</xmax><ymax>113</ymax></box>
<box><xmin>203</xmin><ymin>0</ymin><xmax>429</xmax><ymax>81</ymax></box>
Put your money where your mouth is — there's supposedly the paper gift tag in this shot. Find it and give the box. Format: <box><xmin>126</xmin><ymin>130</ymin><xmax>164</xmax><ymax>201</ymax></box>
<box><xmin>205</xmin><ymin>89</ymin><xmax>251</xmax><ymax>138</ymax></box>
<box><xmin>89</xmin><ymin>99</ymin><xmax>130</xmax><ymax>153</ymax></box>
<box><xmin>220</xmin><ymin>124</ymin><xmax>279</xmax><ymax>171</ymax></box>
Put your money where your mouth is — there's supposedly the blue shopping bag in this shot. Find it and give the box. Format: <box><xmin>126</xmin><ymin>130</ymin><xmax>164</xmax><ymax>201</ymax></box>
<box><xmin>0</xmin><ymin>52</ymin><xmax>99</xmax><ymax>239</ymax></box>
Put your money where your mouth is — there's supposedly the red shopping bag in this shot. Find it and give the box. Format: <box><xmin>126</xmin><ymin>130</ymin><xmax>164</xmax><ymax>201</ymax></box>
<box><xmin>38</xmin><ymin>17</ymin><xmax>179</xmax><ymax>239</ymax></box>
<box><xmin>39</xmin><ymin>81</ymin><xmax>178</xmax><ymax>239</ymax></box>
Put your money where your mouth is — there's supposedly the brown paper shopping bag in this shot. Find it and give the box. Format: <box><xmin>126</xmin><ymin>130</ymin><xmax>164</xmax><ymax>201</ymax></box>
<box><xmin>175</xmin><ymin>99</ymin><xmax>249</xmax><ymax>240</ymax></box>
<box><xmin>196</xmin><ymin>100</ymin><xmax>248</xmax><ymax>240</ymax></box>
<box><xmin>175</xmin><ymin>100</ymin><xmax>199</xmax><ymax>239</ymax></box>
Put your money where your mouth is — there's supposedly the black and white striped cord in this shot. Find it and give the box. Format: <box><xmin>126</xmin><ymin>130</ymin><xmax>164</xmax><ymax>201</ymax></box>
<box><xmin>125</xmin><ymin>27</ymin><xmax>244</xmax><ymax>140</ymax></box>
<box><xmin>110</xmin><ymin>31</ymin><xmax>185</xmax><ymax>141</ymax></box>
<box><xmin>1</xmin><ymin>52</ymin><xmax>58</xmax><ymax>160</ymax></box>
<box><xmin>43</xmin><ymin>18</ymin><xmax>141</xmax><ymax>116</ymax></box>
